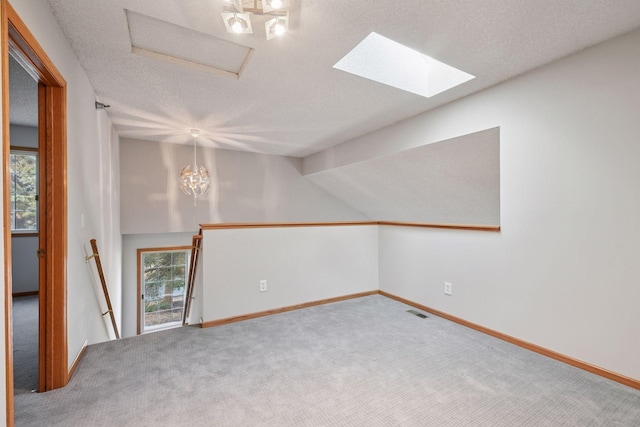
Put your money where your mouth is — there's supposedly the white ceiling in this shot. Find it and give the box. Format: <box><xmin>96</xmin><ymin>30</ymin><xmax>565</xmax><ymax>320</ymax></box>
<box><xmin>9</xmin><ymin>55</ymin><xmax>38</xmax><ymax>127</ymax></box>
<box><xmin>43</xmin><ymin>0</ymin><xmax>640</xmax><ymax>157</ymax></box>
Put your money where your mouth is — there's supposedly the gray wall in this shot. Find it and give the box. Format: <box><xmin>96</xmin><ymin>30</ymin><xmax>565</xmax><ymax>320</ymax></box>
<box><xmin>202</xmin><ymin>226</ymin><xmax>379</xmax><ymax>323</ymax></box>
<box><xmin>308</xmin><ymin>28</ymin><xmax>640</xmax><ymax>381</ymax></box>
<box><xmin>119</xmin><ymin>138</ymin><xmax>368</xmax><ymax>234</ymax></box>
<box><xmin>10</xmin><ymin>125</ymin><xmax>38</xmax><ymax>294</ymax></box>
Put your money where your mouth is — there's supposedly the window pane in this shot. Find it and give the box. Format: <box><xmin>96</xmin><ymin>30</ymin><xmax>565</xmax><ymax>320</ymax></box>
<box><xmin>10</xmin><ymin>151</ymin><xmax>38</xmax><ymax>233</ymax></box>
<box><xmin>172</xmin><ymin>252</ymin><xmax>186</xmax><ymax>265</ymax></box>
<box><xmin>141</xmin><ymin>249</ymin><xmax>190</xmax><ymax>332</ymax></box>
<box><xmin>144</xmin><ymin>268</ymin><xmax>168</xmax><ymax>283</ymax></box>
<box><xmin>144</xmin><ymin>252</ymin><xmax>172</xmax><ymax>268</ymax></box>
<box><xmin>173</xmin><ymin>265</ymin><xmax>185</xmax><ymax>279</ymax></box>
<box><xmin>15</xmin><ymin>211</ymin><xmax>37</xmax><ymax>231</ymax></box>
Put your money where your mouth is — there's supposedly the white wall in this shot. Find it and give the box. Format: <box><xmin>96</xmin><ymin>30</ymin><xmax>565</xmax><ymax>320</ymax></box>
<box><xmin>202</xmin><ymin>225</ymin><xmax>379</xmax><ymax>322</ymax></box>
<box><xmin>120</xmin><ymin>138</ymin><xmax>368</xmax><ymax>234</ymax></box>
<box><xmin>8</xmin><ymin>0</ymin><xmax>122</xmax><ymax>368</ymax></box>
<box><xmin>121</xmin><ymin>232</ymin><xmax>198</xmax><ymax>338</ymax></box>
<box><xmin>9</xmin><ymin>125</ymin><xmax>38</xmax><ymax>294</ymax></box>
<box><xmin>311</xmin><ymin>29</ymin><xmax>640</xmax><ymax>381</ymax></box>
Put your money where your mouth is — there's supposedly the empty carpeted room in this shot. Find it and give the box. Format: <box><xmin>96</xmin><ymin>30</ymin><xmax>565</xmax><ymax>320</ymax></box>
<box><xmin>2</xmin><ymin>0</ymin><xmax>640</xmax><ymax>426</ymax></box>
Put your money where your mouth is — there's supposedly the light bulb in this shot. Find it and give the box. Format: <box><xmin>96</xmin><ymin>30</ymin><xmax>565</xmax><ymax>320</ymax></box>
<box><xmin>270</xmin><ymin>0</ymin><xmax>283</xmax><ymax>9</ymax></box>
<box><xmin>231</xmin><ymin>19</ymin><xmax>244</xmax><ymax>33</ymax></box>
<box><xmin>274</xmin><ymin>21</ymin><xmax>286</xmax><ymax>35</ymax></box>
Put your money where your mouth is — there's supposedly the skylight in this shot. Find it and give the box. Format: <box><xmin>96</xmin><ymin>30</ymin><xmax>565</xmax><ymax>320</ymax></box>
<box><xmin>333</xmin><ymin>32</ymin><xmax>474</xmax><ymax>98</ymax></box>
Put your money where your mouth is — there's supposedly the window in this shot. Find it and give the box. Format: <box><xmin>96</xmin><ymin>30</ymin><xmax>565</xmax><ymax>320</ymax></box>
<box><xmin>138</xmin><ymin>247</ymin><xmax>190</xmax><ymax>333</ymax></box>
<box><xmin>10</xmin><ymin>149</ymin><xmax>38</xmax><ymax>233</ymax></box>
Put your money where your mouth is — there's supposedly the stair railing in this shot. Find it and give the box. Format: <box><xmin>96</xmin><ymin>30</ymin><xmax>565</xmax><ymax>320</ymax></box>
<box><xmin>183</xmin><ymin>231</ymin><xmax>203</xmax><ymax>326</ymax></box>
<box><xmin>85</xmin><ymin>239</ymin><xmax>120</xmax><ymax>339</ymax></box>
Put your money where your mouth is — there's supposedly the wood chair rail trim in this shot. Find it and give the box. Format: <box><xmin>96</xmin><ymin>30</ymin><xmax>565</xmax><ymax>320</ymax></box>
<box><xmin>201</xmin><ymin>221</ymin><xmax>500</xmax><ymax>232</ymax></box>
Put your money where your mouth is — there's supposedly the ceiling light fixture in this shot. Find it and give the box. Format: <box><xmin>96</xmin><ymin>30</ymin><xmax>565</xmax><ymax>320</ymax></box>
<box><xmin>229</xmin><ymin>13</ymin><xmax>248</xmax><ymax>33</ymax></box>
<box><xmin>222</xmin><ymin>0</ymin><xmax>290</xmax><ymax>40</ymax></box>
<box><xmin>179</xmin><ymin>129</ymin><xmax>210</xmax><ymax>206</ymax></box>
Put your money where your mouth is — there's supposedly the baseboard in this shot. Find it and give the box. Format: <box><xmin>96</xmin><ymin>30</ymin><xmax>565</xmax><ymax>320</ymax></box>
<box><xmin>379</xmin><ymin>290</ymin><xmax>640</xmax><ymax>391</ymax></box>
<box><xmin>201</xmin><ymin>290</ymin><xmax>379</xmax><ymax>328</ymax></box>
<box><xmin>67</xmin><ymin>339</ymin><xmax>88</xmax><ymax>382</ymax></box>
<box><xmin>12</xmin><ymin>291</ymin><xmax>38</xmax><ymax>297</ymax></box>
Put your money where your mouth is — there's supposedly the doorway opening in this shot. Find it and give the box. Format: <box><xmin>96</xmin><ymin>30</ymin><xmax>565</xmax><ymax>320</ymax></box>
<box><xmin>3</xmin><ymin>1</ymin><xmax>69</xmax><ymax>425</ymax></box>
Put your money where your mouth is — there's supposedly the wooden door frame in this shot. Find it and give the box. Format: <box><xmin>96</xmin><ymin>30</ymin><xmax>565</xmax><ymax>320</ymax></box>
<box><xmin>2</xmin><ymin>1</ymin><xmax>68</xmax><ymax>425</ymax></box>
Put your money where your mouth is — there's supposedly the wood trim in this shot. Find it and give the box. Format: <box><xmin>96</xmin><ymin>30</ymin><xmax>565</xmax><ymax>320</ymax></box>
<box><xmin>378</xmin><ymin>290</ymin><xmax>640</xmax><ymax>391</ymax></box>
<box><xmin>66</xmin><ymin>340</ymin><xmax>87</xmax><ymax>382</ymax></box>
<box><xmin>201</xmin><ymin>290</ymin><xmax>379</xmax><ymax>328</ymax></box>
<box><xmin>183</xmin><ymin>234</ymin><xmax>202</xmax><ymax>326</ymax></box>
<box><xmin>137</xmin><ymin>245</ymin><xmax>192</xmax><ymax>335</ymax></box>
<box><xmin>11</xmin><ymin>291</ymin><xmax>38</xmax><ymax>297</ymax></box>
<box><xmin>377</xmin><ymin>221</ymin><xmax>500</xmax><ymax>232</ymax></box>
<box><xmin>200</xmin><ymin>221</ymin><xmax>500</xmax><ymax>232</ymax></box>
<box><xmin>9</xmin><ymin>145</ymin><xmax>37</xmax><ymax>152</ymax></box>
<box><xmin>89</xmin><ymin>240</ymin><xmax>119</xmax><ymax>339</ymax></box>
<box><xmin>5</xmin><ymin>2</ymin><xmax>69</xmax><ymax>396</ymax></box>
<box><xmin>36</xmin><ymin>82</ymin><xmax>46</xmax><ymax>394</ymax></box>
<box><xmin>6</xmin><ymin>4</ymin><xmax>64</xmax><ymax>86</ymax></box>
<box><xmin>138</xmin><ymin>245</ymin><xmax>193</xmax><ymax>253</ymax></box>
<box><xmin>10</xmin><ymin>233</ymin><xmax>38</xmax><ymax>238</ymax></box>
<box><xmin>200</xmin><ymin>221</ymin><xmax>377</xmax><ymax>230</ymax></box>
<box><xmin>41</xmin><ymin>83</ymin><xmax>68</xmax><ymax>391</ymax></box>
<box><xmin>2</xmin><ymin>0</ymin><xmax>15</xmax><ymax>424</ymax></box>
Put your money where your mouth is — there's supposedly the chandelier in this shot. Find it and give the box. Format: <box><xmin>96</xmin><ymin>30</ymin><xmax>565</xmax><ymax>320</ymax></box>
<box><xmin>222</xmin><ymin>0</ymin><xmax>290</xmax><ymax>40</ymax></box>
<box><xmin>179</xmin><ymin>129</ymin><xmax>210</xmax><ymax>206</ymax></box>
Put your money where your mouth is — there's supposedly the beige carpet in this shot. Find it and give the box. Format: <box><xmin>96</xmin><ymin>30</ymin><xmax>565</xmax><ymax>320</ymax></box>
<box><xmin>12</xmin><ymin>295</ymin><xmax>38</xmax><ymax>395</ymax></box>
<box><xmin>14</xmin><ymin>295</ymin><xmax>640</xmax><ymax>426</ymax></box>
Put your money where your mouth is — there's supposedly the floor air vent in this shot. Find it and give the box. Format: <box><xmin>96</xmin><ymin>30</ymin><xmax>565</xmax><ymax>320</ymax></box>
<box><xmin>407</xmin><ymin>309</ymin><xmax>428</xmax><ymax>319</ymax></box>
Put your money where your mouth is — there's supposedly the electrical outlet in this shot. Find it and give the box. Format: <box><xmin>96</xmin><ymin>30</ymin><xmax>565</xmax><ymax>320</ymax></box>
<box><xmin>259</xmin><ymin>280</ymin><xmax>267</xmax><ymax>292</ymax></box>
<box><xmin>444</xmin><ymin>282</ymin><xmax>452</xmax><ymax>296</ymax></box>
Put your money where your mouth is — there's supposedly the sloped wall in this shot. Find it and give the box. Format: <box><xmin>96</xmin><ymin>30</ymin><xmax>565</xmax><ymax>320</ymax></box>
<box><xmin>306</xmin><ymin>128</ymin><xmax>500</xmax><ymax>225</ymax></box>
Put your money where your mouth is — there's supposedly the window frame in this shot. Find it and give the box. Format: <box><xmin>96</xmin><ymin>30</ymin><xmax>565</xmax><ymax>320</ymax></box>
<box><xmin>9</xmin><ymin>146</ymin><xmax>39</xmax><ymax>236</ymax></box>
<box><xmin>137</xmin><ymin>246</ymin><xmax>191</xmax><ymax>334</ymax></box>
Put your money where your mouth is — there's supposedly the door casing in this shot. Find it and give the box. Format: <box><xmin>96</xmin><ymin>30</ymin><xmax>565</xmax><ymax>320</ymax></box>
<box><xmin>2</xmin><ymin>2</ymin><xmax>69</xmax><ymax>425</ymax></box>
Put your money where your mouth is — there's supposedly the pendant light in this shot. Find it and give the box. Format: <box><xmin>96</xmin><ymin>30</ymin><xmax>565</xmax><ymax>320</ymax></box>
<box><xmin>179</xmin><ymin>129</ymin><xmax>210</xmax><ymax>206</ymax></box>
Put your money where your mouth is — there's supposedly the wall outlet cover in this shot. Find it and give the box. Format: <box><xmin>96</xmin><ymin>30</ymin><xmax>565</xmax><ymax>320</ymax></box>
<box><xmin>259</xmin><ymin>280</ymin><xmax>267</xmax><ymax>292</ymax></box>
<box><xmin>444</xmin><ymin>282</ymin><xmax>452</xmax><ymax>295</ymax></box>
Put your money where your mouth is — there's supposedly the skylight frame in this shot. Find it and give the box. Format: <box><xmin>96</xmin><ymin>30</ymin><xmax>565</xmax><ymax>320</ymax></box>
<box><xmin>333</xmin><ymin>32</ymin><xmax>475</xmax><ymax>98</ymax></box>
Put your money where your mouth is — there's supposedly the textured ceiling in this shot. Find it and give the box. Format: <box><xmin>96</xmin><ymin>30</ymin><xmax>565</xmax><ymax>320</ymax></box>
<box><xmin>9</xmin><ymin>55</ymin><xmax>38</xmax><ymax>127</ymax></box>
<box><xmin>44</xmin><ymin>0</ymin><xmax>640</xmax><ymax>157</ymax></box>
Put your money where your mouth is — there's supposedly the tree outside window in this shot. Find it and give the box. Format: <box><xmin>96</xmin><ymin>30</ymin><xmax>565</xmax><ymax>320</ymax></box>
<box><xmin>140</xmin><ymin>249</ymin><xmax>189</xmax><ymax>332</ymax></box>
<box><xmin>10</xmin><ymin>150</ymin><xmax>38</xmax><ymax>233</ymax></box>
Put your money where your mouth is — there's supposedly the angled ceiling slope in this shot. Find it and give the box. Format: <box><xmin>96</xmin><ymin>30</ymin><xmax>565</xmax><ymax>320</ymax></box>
<box><xmin>306</xmin><ymin>128</ymin><xmax>500</xmax><ymax>226</ymax></box>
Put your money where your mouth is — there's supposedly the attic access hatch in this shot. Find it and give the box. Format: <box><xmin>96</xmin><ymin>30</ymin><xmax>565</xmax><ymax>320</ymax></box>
<box><xmin>126</xmin><ymin>10</ymin><xmax>253</xmax><ymax>80</ymax></box>
<box><xmin>334</xmin><ymin>32</ymin><xmax>474</xmax><ymax>98</ymax></box>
